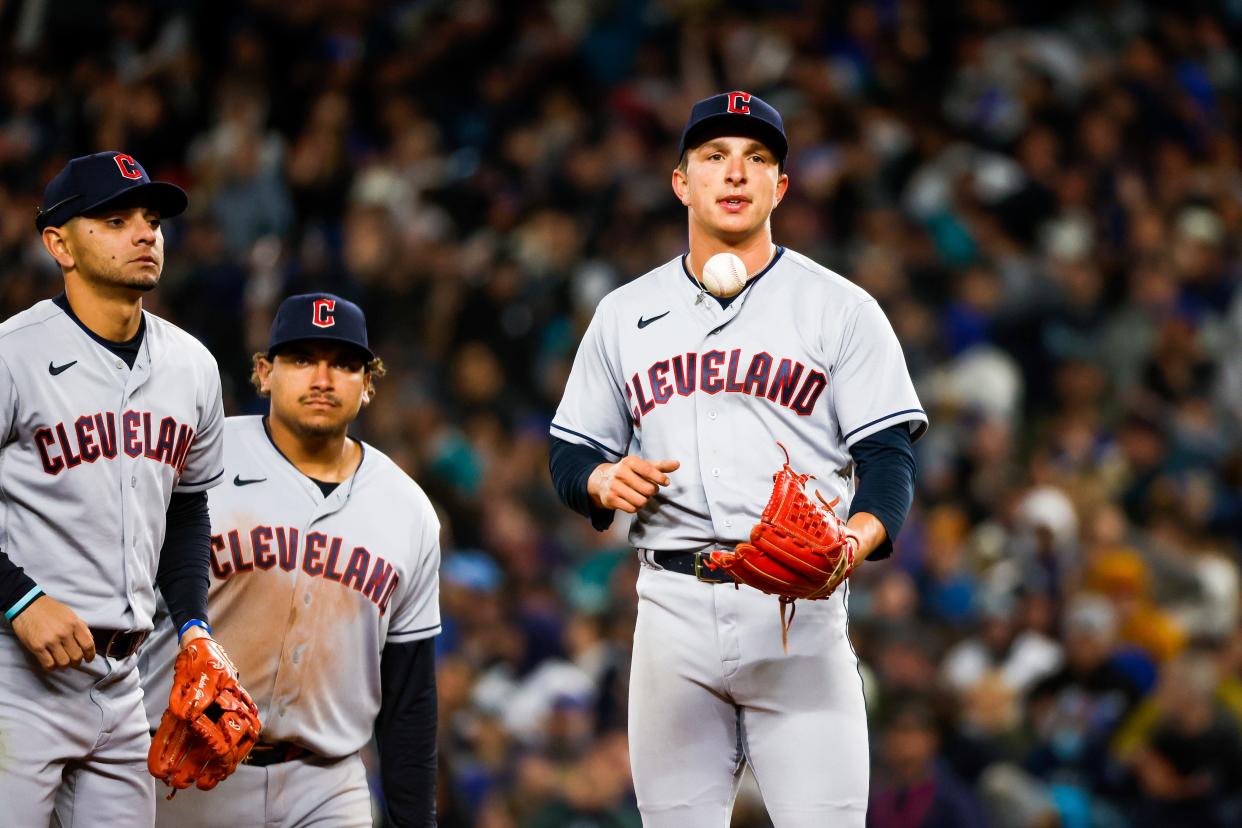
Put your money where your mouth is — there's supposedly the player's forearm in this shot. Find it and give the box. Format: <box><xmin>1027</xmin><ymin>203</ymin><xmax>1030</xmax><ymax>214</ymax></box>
<box><xmin>154</xmin><ymin>491</ymin><xmax>212</xmax><ymax>631</ymax></box>
<box><xmin>848</xmin><ymin>425</ymin><xmax>917</xmax><ymax>561</ymax></box>
<box><xmin>0</xmin><ymin>547</ymin><xmax>42</xmax><ymax>623</ymax></box>
<box><xmin>377</xmin><ymin>638</ymin><xmax>438</xmax><ymax>826</ymax></box>
<box><xmin>549</xmin><ymin>436</ymin><xmax>607</xmax><ymax>512</ymax></box>
<box><xmin>548</xmin><ymin>436</ymin><xmax>616</xmax><ymax>530</ymax></box>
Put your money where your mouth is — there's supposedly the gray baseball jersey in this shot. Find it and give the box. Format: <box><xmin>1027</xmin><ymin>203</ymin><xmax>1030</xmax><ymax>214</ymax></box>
<box><xmin>552</xmin><ymin>247</ymin><xmax>927</xmax><ymax>547</ymax></box>
<box><xmin>140</xmin><ymin>415</ymin><xmax>442</xmax><ymax>760</ymax></box>
<box><xmin>0</xmin><ymin>298</ymin><xmax>225</xmax><ymax>630</ymax></box>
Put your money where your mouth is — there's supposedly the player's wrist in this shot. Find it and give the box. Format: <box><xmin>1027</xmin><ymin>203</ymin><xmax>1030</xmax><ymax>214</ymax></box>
<box><xmin>586</xmin><ymin>462</ymin><xmax>613</xmax><ymax>507</ymax></box>
<box><xmin>4</xmin><ymin>586</ymin><xmax>45</xmax><ymax>623</ymax></box>
<box><xmin>177</xmin><ymin>617</ymin><xmax>212</xmax><ymax>645</ymax></box>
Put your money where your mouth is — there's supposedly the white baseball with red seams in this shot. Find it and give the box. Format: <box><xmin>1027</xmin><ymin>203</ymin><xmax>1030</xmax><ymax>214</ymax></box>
<box><xmin>701</xmin><ymin>251</ymin><xmax>748</xmax><ymax>297</ymax></box>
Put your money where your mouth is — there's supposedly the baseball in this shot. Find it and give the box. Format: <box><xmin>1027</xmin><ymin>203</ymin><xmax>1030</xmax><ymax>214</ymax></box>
<box><xmin>701</xmin><ymin>252</ymin><xmax>748</xmax><ymax>297</ymax></box>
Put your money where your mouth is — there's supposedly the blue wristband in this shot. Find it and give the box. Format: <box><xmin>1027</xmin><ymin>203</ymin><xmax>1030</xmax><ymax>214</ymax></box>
<box><xmin>178</xmin><ymin>618</ymin><xmax>212</xmax><ymax>640</ymax></box>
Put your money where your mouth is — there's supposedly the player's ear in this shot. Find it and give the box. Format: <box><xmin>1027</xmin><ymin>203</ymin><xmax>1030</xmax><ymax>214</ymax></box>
<box><xmin>773</xmin><ymin>172</ymin><xmax>789</xmax><ymax>208</ymax></box>
<box><xmin>671</xmin><ymin>168</ymin><xmax>691</xmax><ymax>206</ymax></box>
<box><xmin>255</xmin><ymin>356</ymin><xmax>275</xmax><ymax>396</ymax></box>
<box><xmin>41</xmin><ymin>225</ymin><xmax>76</xmax><ymax>270</ymax></box>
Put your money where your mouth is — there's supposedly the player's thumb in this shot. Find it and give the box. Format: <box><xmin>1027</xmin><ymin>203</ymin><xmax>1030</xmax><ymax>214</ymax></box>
<box><xmin>655</xmin><ymin>459</ymin><xmax>680</xmax><ymax>473</ymax></box>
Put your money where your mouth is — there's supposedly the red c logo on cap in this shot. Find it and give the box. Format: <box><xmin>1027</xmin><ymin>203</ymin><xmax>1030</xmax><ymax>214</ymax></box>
<box><xmin>113</xmin><ymin>154</ymin><xmax>143</xmax><ymax>180</ymax></box>
<box><xmin>727</xmin><ymin>92</ymin><xmax>751</xmax><ymax>114</ymax></box>
<box><xmin>312</xmin><ymin>299</ymin><xmax>336</xmax><ymax>328</ymax></box>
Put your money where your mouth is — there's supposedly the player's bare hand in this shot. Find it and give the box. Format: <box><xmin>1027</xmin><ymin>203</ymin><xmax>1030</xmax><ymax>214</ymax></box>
<box><xmin>10</xmin><ymin>594</ymin><xmax>96</xmax><ymax>671</ymax></box>
<box><xmin>588</xmin><ymin>456</ymin><xmax>680</xmax><ymax>513</ymax></box>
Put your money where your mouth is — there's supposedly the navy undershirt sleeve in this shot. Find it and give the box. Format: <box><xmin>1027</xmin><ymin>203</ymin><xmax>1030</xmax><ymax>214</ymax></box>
<box><xmin>549</xmin><ymin>436</ymin><xmax>615</xmax><ymax>531</ymax></box>
<box><xmin>0</xmin><ymin>550</ymin><xmax>41</xmax><ymax>621</ymax></box>
<box><xmin>377</xmin><ymin>637</ymin><xmax>437</xmax><ymax>827</ymax></box>
<box><xmin>155</xmin><ymin>491</ymin><xmax>212</xmax><ymax>631</ymax></box>
<box><xmin>848</xmin><ymin>424</ymin><xmax>917</xmax><ymax>561</ymax></box>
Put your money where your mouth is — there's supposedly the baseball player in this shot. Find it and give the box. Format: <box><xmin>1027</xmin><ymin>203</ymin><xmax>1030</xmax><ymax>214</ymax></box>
<box><xmin>139</xmin><ymin>293</ymin><xmax>442</xmax><ymax>827</ymax></box>
<box><xmin>0</xmin><ymin>151</ymin><xmax>227</xmax><ymax>825</ymax></box>
<box><xmin>549</xmin><ymin>92</ymin><xmax>926</xmax><ymax>827</ymax></box>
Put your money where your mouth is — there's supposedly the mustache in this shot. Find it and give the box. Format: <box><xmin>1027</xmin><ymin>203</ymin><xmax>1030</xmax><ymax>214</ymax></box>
<box><xmin>299</xmin><ymin>394</ymin><xmax>342</xmax><ymax>407</ymax></box>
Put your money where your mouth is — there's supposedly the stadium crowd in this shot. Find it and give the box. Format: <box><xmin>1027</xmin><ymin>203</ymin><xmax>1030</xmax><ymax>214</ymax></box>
<box><xmin>3</xmin><ymin>1</ymin><xmax>1242</xmax><ymax>826</ymax></box>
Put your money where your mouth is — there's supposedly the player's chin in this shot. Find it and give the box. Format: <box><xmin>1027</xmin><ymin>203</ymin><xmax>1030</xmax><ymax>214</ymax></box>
<box><xmin>712</xmin><ymin>218</ymin><xmax>762</xmax><ymax>242</ymax></box>
<box><xmin>293</xmin><ymin>410</ymin><xmax>350</xmax><ymax>436</ymax></box>
<box><xmin>712</xmin><ymin>208</ymin><xmax>762</xmax><ymax>231</ymax></box>
<box><xmin>112</xmin><ymin>269</ymin><xmax>161</xmax><ymax>292</ymax></box>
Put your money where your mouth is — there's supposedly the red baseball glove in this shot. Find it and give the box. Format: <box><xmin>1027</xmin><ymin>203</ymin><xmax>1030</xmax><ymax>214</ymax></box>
<box><xmin>708</xmin><ymin>443</ymin><xmax>857</xmax><ymax>649</ymax></box>
<box><xmin>148</xmin><ymin>637</ymin><xmax>261</xmax><ymax>796</ymax></box>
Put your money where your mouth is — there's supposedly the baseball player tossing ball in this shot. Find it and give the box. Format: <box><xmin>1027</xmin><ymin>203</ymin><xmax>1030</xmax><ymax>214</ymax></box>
<box><xmin>0</xmin><ymin>151</ymin><xmax>254</xmax><ymax>825</ymax></box>
<box><xmin>549</xmin><ymin>93</ymin><xmax>927</xmax><ymax>826</ymax></box>
<box><xmin>139</xmin><ymin>293</ymin><xmax>442</xmax><ymax>827</ymax></box>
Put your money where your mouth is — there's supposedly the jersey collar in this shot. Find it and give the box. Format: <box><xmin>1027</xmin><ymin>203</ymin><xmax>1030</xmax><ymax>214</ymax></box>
<box><xmin>53</xmin><ymin>292</ymin><xmax>147</xmax><ymax>355</ymax></box>
<box><xmin>260</xmin><ymin>415</ymin><xmax>367</xmax><ymax>504</ymax></box>
<box><xmin>680</xmin><ymin>246</ymin><xmax>785</xmax><ymax>309</ymax></box>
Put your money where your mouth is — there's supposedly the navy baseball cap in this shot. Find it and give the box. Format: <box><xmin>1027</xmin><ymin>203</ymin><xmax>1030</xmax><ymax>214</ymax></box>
<box><xmin>36</xmin><ymin>151</ymin><xmax>187</xmax><ymax>231</ymax></box>
<box><xmin>267</xmin><ymin>293</ymin><xmax>374</xmax><ymax>361</ymax></box>
<box><xmin>678</xmin><ymin>91</ymin><xmax>788</xmax><ymax>164</ymax></box>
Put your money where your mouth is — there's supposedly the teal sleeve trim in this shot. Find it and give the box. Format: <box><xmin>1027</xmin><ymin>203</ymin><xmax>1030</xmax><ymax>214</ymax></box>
<box><xmin>5</xmin><ymin>587</ymin><xmax>44</xmax><ymax>621</ymax></box>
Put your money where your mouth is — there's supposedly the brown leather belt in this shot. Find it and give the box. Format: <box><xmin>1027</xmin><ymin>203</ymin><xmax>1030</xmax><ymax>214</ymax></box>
<box><xmin>245</xmin><ymin>741</ymin><xmax>310</xmax><ymax>767</ymax></box>
<box><xmin>90</xmin><ymin>627</ymin><xmax>149</xmax><ymax>660</ymax></box>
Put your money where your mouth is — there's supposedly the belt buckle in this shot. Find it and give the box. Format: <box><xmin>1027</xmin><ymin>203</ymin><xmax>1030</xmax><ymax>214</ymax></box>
<box><xmin>103</xmin><ymin>630</ymin><xmax>146</xmax><ymax>659</ymax></box>
<box><xmin>127</xmin><ymin>630</ymin><xmax>148</xmax><ymax>658</ymax></box>
<box><xmin>244</xmin><ymin>742</ymin><xmax>274</xmax><ymax>765</ymax></box>
<box><xmin>693</xmin><ymin>552</ymin><xmax>727</xmax><ymax>584</ymax></box>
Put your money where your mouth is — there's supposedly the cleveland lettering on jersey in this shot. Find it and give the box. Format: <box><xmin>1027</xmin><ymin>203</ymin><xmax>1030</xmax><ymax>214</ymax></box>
<box><xmin>209</xmin><ymin>526</ymin><xmax>400</xmax><ymax>613</ymax></box>
<box><xmin>625</xmin><ymin>348</ymin><xmax>828</xmax><ymax>421</ymax></box>
<box><xmin>34</xmin><ymin>411</ymin><xmax>196</xmax><ymax>476</ymax></box>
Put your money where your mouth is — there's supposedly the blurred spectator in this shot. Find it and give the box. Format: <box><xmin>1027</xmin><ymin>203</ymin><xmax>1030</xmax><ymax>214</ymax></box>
<box><xmin>912</xmin><ymin>505</ymin><xmax>978</xmax><ymax>628</ymax></box>
<box><xmin>1024</xmin><ymin>593</ymin><xmax>1141</xmax><ymax>823</ymax></box>
<box><xmin>868</xmin><ymin>697</ymin><xmax>987</xmax><ymax>828</ymax></box>
<box><xmin>1113</xmin><ymin>651</ymin><xmax>1242</xmax><ymax>828</ymax></box>
<box><xmin>1084</xmin><ymin>546</ymin><xmax>1186</xmax><ymax>664</ymax></box>
<box><xmin>4</xmin><ymin>3</ymin><xmax>1242</xmax><ymax>824</ymax></box>
<box><xmin>940</xmin><ymin>590</ymin><xmax>1063</xmax><ymax>696</ymax></box>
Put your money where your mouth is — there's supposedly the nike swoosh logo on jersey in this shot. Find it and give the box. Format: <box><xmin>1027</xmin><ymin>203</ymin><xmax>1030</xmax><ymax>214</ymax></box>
<box><xmin>637</xmin><ymin>311</ymin><xmax>670</xmax><ymax>329</ymax></box>
<box><xmin>48</xmin><ymin>360</ymin><xmax>77</xmax><ymax>375</ymax></box>
<box><xmin>233</xmin><ymin>475</ymin><xmax>267</xmax><ymax>487</ymax></box>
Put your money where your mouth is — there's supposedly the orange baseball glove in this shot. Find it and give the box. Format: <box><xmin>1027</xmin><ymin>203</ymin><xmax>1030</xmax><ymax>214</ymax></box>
<box><xmin>708</xmin><ymin>443</ymin><xmax>857</xmax><ymax>649</ymax></box>
<box><xmin>148</xmin><ymin>636</ymin><xmax>261</xmax><ymax>796</ymax></box>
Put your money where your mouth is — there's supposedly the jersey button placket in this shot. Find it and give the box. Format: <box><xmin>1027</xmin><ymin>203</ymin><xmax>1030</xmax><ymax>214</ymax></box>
<box><xmin>695</xmin><ymin>324</ymin><xmax>728</xmax><ymax>536</ymax></box>
<box><xmin>273</xmin><ymin>519</ymin><xmax>317</xmax><ymax>713</ymax></box>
